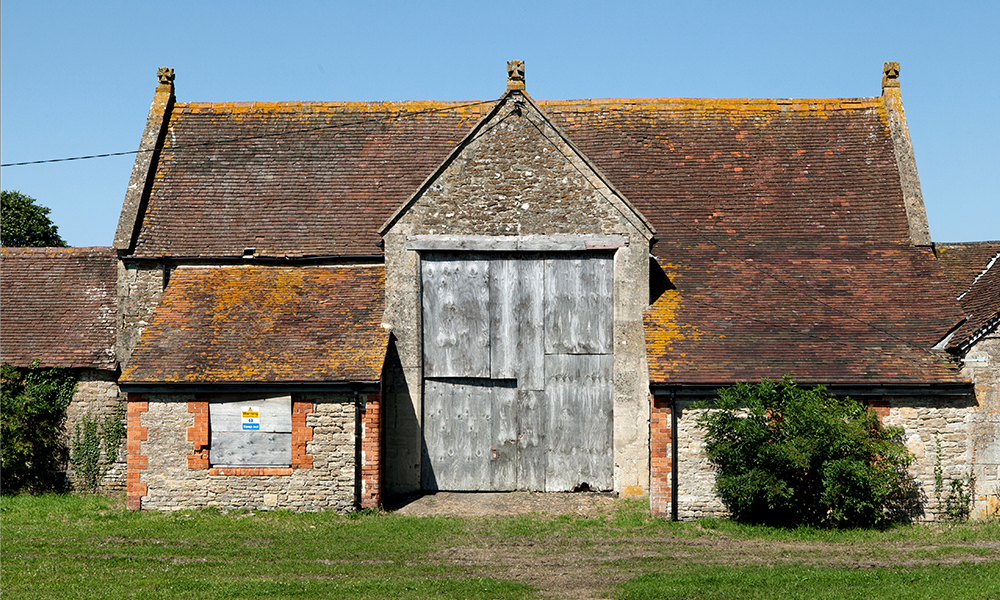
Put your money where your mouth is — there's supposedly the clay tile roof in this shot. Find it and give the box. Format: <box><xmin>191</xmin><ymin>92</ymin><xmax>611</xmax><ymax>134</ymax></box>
<box><xmin>937</xmin><ymin>243</ymin><xmax>1000</xmax><ymax>348</ymax></box>
<box><xmin>935</xmin><ymin>242</ymin><xmax>1000</xmax><ymax>297</ymax></box>
<box><xmin>132</xmin><ymin>96</ymin><xmax>909</xmax><ymax>258</ymax></box>
<box><xmin>133</xmin><ymin>101</ymin><xmax>492</xmax><ymax>258</ymax></box>
<box><xmin>1</xmin><ymin>247</ymin><xmax>117</xmax><ymax>369</ymax></box>
<box><xmin>541</xmin><ymin>97</ymin><xmax>910</xmax><ymax>246</ymax></box>
<box><xmin>120</xmin><ymin>265</ymin><xmax>387</xmax><ymax>384</ymax></box>
<box><xmin>645</xmin><ymin>242</ymin><xmax>966</xmax><ymax>385</ymax></box>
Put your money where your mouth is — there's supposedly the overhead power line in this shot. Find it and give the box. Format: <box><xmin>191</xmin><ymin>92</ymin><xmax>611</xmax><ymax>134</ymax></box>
<box><xmin>0</xmin><ymin>100</ymin><xmax>496</xmax><ymax>168</ymax></box>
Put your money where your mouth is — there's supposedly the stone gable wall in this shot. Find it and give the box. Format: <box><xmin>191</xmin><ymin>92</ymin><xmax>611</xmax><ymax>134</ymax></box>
<box><xmin>406</xmin><ymin>112</ymin><xmax>624</xmax><ymax>238</ymax></box>
<box><xmin>382</xmin><ymin>93</ymin><xmax>653</xmax><ymax>496</ymax></box>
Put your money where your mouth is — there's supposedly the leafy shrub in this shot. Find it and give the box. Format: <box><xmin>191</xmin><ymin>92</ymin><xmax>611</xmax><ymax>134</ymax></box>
<box><xmin>1</xmin><ymin>363</ymin><xmax>77</xmax><ymax>493</ymax></box>
<box><xmin>698</xmin><ymin>377</ymin><xmax>920</xmax><ymax>528</ymax></box>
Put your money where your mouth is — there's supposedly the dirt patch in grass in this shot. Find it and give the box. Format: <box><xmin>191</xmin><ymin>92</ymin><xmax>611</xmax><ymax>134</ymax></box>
<box><xmin>389</xmin><ymin>491</ymin><xmax>620</xmax><ymax>519</ymax></box>
<box><xmin>391</xmin><ymin>492</ymin><xmax>1000</xmax><ymax>599</ymax></box>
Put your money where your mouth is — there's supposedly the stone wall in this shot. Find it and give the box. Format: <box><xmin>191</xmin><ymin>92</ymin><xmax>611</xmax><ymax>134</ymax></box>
<box><xmin>652</xmin><ymin>394</ymin><xmax>981</xmax><ymax>522</ymax></box>
<box><xmin>128</xmin><ymin>391</ymin><xmax>376</xmax><ymax>512</ymax></box>
<box><xmin>673</xmin><ymin>404</ymin><xmax>726</xmax><ymax>520</ymax></box>
<box><xmin>117</xmin><ymin>260</ymin><xmax>165</xmax><ymax>366</ymax></box>
<box><xmin>964</xmin><ymin>333</ymin><xmax>1000</xmax><ymax>518</ymax></box>
<box><xmin>64</xmin><ymin>368</ymin><xmax>126</xmax><ymax>491</ymax></box>
<box><xmin>882</xmin><ymin>394</ymin><xmax>977</xmax><ymax>521</ymax></box>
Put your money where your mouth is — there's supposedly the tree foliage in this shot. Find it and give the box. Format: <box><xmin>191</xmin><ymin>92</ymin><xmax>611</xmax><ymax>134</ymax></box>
<box><xmin>1</xmin><ymin>190</ymin><xmax>67</xmax><ymax>247</ymax></box>
<box><xmin>698</xmin><ymin>377</ymin><xmax>920</xmax><ymax>528</ymax></box>
<box><xmin>1</xmin><ymin>362</ymin><xmax>77</xmax><ymax>493</ymax></box>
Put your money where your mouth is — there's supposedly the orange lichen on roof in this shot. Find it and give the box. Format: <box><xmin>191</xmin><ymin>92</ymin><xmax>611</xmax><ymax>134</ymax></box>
<box><xmin>643</xmin><ymin>244</ymin><xmax>965</xmax><ymax>385</ymax></box>
<box><xmin>176</xmin><ymin>100</ymin><xmax>493</xmax><ymax>120</ymax></box>
<box><xmin>121</xmin><ymin>265</ymin><xmax>387</xmax><ymax>384</ymax></box>
<box><xmin>644</xmin><ymin>262</ymin><xmax>703</xmax><ymax>366</ymax></box>
<box><xmin>540</xmin><ymin>96</ymin><xmax>886</xmax><ymax>128</ymax></box>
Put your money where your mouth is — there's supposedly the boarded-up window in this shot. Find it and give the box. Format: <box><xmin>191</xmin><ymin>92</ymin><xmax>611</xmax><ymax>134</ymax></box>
<box><xmin>209</xmin><ymin>396</ymin><xmax>292</xmax><ymax>466</ymax></box>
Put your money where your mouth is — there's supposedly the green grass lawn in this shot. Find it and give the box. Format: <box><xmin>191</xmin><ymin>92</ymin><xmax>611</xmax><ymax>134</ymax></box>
<box><xmin>2</xmin><ymin>494</ymin><xmax>999</xmax><ymax>599</ymax></box>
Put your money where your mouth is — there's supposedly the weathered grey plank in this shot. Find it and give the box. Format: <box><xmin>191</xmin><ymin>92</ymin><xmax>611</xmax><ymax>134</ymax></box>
<box><xmin>210</xmin><ymin>431</ymin><xmax>292</xmax><ymax>466</ymax></box>
<box><xmin>516</xmin><ymin>390</ymin><xmax>547</xmax><ymax>491</ymax></box>
<box><xmin>491</xmin><ymin>383</ymin><xmax>517</xmax><ymax>490</ymax></box>
<box><xmin>408</xmin><ymin>235</ymin><xmax>628</xmax><ymax>252</ymax></box>
<box><xmin>490</xmin><ymin>258</ymin><xmax>544</xmax><ymax>389</ymax></box>
<box><xmin>422</xmin><ymin>378</ymin><xmax>493</xmax><ymax>490</ymax></box>
<box><xmin>489</xmin><ymin>257</ymin><xmax>518</xmax><ymax>380</ymax></box>
<box><xmin>422</xmin><ymin>256</ymin><xmax>490</xmax><ymax>378</ymax></box>
<box><xmin>544</xmin><ymin>255</ymin><xmax>613</xmax><ymax>355</ymax></box>
<box><xmin>209</xmin><ymin>396</ymin><xmax>292</xmax><ymax>433</ymax></box>
<box><xmin>543</xmin><ymin>354</ymin><xmax>613</xmax><ymax>492</ymax></box>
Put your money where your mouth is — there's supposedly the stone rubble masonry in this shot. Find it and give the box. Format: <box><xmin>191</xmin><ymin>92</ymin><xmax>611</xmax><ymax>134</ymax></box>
<box><xmin>64</xmin><ymin>368</ymin><xmax>127</xmax><ymax>491</ymax></box>
<box><xmin>651</xmin><ymin>395</ymin><xmax>982</xmax><ymax>522</ymax></box>
<box><xmin>673</xmin><ymin>405</ymin><xmax>727</xmax><ymax>520</ymax></box>
<box><xmin>963</xmin><ymin>333</ymin><xmax>1000</xmax><ymax>518</ymax></box>
<box><xmin>882</xmin><ymin>395</ymin><xmax>976</xmax><ymax>521</ymax></box>
<box><xmin>128</xmin><ymin>392</ymin><xmax>363</xmax><ymax>512</ymax></box>
<box><xmin>117</xmin><ymin>261</ymin><xmax>165</xmax><ymax>366</ymax></box>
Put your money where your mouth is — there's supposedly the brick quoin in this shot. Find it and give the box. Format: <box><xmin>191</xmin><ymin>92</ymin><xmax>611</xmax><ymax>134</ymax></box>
<box><xmin>187</xmin><ymin>398</ymin><xmax>210</xmax><ymax>469</ymax></box>
<box><xmin>292</xmin><ymin>399</ymin><xmax>314</xmax><ymax>469</ymax></box>
<box><xmin>126</xmin><ymin>395</ymin><xmax>149</xmax><ymax>511</ymax></box>
<box><xmin>649</xmin><ymin>396</ymin><xmax>672</xmax><ymax>518</ymax></box>
<box><xmin>868</xmin><ymin>398</ymin><xmax>890</xmax><ymax>424</ymax></box>
<box><xmin>361</xmin><ymin>392</ymin><xmax>382</xmax><ymax>509</ymax></box>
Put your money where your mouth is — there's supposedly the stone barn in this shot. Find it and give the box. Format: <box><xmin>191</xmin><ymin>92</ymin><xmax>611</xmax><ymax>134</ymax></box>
<box><xmin>104</xmin><ymin>62</ymin><xmax>997</xmax><ymax>519</ymax></box>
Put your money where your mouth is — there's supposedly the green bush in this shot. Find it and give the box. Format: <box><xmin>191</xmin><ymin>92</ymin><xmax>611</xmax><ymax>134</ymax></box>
<box><xmin>1</xmin><ymin>363</ymin><xmax>77</xmax><ymax>493</ymax></box>
<box><xmin>698</xmin><ymin>377</ymin><xmax>920</xmax><ymax>528</ymax></box>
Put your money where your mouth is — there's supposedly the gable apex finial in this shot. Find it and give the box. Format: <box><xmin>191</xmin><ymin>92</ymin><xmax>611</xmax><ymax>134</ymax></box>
<box><xmin>156</xmin><ymin>67</ymin><xmax>175</xmax><ymax>93</ymax></box>
<box><xmin>507</xmin><ymin>60</ymin><xmax>525</xmax><ymax>91</ymax></box>
<box><xmin>882</xmin><ymin>61</ymin><xmax>900</xmax><ymax>89</ymax></box>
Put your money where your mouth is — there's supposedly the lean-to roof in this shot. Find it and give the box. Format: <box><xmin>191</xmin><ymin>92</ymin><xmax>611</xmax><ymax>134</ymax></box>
<box><xmin>937</xmin><ymin>242</ymin><xmax>1000</xmax><ymax>349</ymax></box>
<box><xmin>120</xmin><ymin>265</ymin><xmax>387</xmax><ymax>384</ymax></box>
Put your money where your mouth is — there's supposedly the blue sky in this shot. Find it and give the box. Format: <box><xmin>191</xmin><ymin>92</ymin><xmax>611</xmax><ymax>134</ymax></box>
<box><xmin>2</xmin><ymin>0</ymin><xmax>997</xmax><ymax>246</ymax></box>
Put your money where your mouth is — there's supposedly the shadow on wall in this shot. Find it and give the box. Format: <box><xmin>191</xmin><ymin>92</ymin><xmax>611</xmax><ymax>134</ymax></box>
<box><xmin>383</xmin><ymin>335</ymin><xmax>420</xmax><ymax>496</ymax></box>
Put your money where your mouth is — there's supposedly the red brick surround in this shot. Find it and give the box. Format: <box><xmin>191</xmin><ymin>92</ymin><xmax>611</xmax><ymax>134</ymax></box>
<box><xmin>291</xmin><ymin>400</ymin><xmax>314</xmax><ymax>469</ymax></box>
<box><xmin>186</xmin><ymin>397</ymin><xmax>313</xmax><ymax>476</ymax></box>
<box><xmin>187</xmin><ymin>399</ymin><xmax>210</xmax><ymax>468</ymax></box>
<box><xmin>360</xmin><ymin>392</ymin><xmax>382</xmax><ymax>508</ymax></box>
<box><xmin>868</xmin><ymin>398</ymin><xmax>890</xmax><ymax>424</ymax></box>
<box><xmin>650</xmin><ymin>396</ymin><xmax>672</xmax><ymax>517</ymax></box>
<box><xmin>126</xmin><ymin>396</ymin><xmax>149</xmax><ymax>510</ymax></box>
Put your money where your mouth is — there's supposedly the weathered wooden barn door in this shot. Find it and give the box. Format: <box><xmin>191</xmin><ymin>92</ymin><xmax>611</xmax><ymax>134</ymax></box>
<box><xmin>421</xmin><ymin>252</ymin><xmax>612</xmax><ymax>492</ymax></box>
